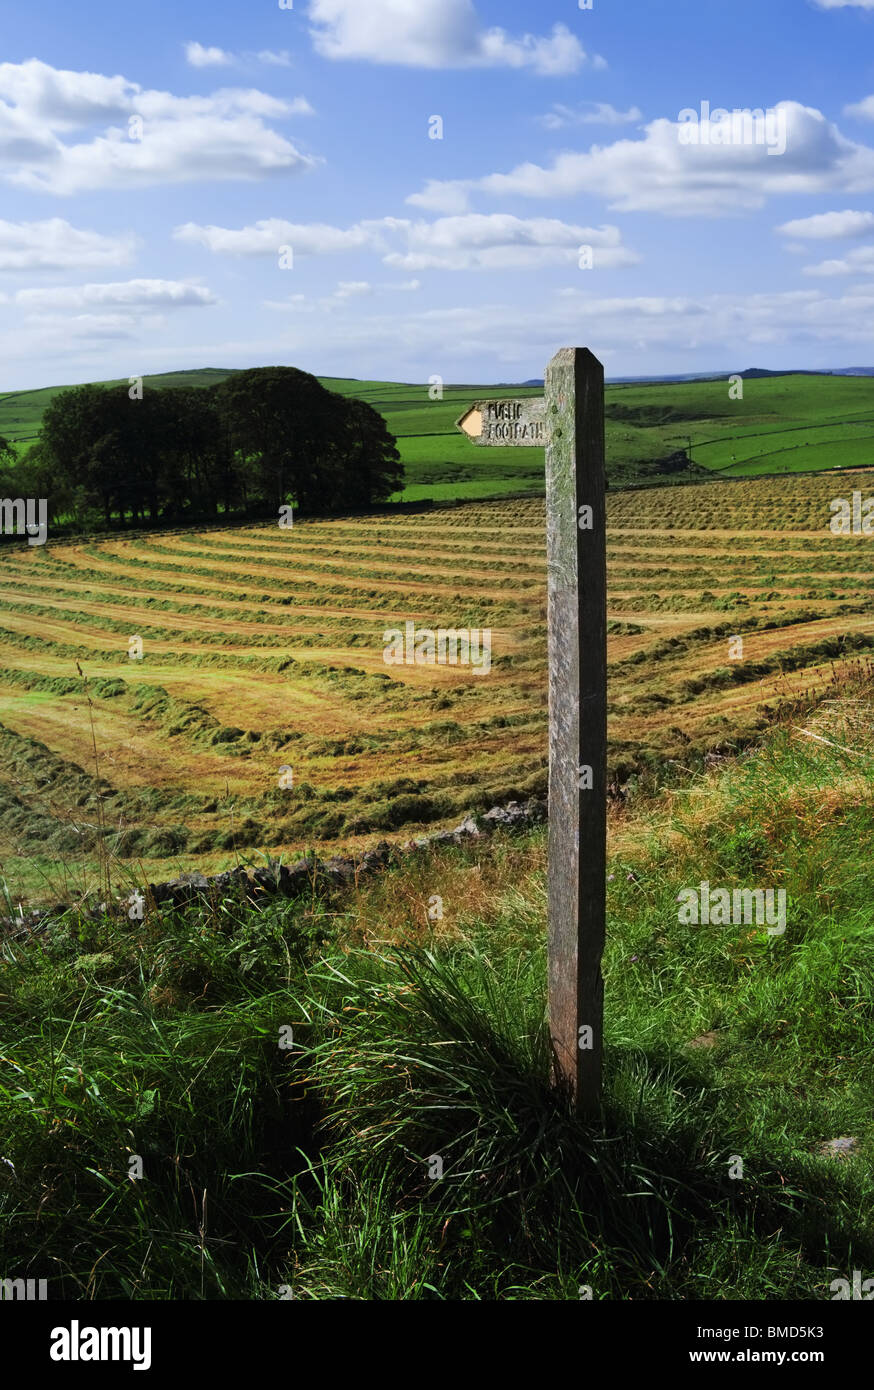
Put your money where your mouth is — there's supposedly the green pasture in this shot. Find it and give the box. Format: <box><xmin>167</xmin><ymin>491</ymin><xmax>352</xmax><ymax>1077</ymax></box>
<box><xmin>3</xmin><ymin>368</ymin><xmax>874</xmax><ymax>500</ymax></box>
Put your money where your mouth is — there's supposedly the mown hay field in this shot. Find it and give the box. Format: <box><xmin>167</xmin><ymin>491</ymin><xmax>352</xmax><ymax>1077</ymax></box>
<box><xmin>1</xmin><ymin>468</ymin><xmax>873</xmax><ymax>900</ymax></box>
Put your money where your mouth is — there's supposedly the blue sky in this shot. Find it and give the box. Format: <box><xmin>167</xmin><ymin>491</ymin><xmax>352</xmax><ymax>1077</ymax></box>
<box><xmin>2</xmin><ymin>0</ymin><xmax>874</xmax><ymax>388</ymax></box>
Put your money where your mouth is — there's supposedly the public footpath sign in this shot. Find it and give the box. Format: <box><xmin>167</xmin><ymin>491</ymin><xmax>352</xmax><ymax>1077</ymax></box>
<box><xmin>455</xmin><ymin>397</ymin><xmax>547</xmax><ymax>446</ymax></box>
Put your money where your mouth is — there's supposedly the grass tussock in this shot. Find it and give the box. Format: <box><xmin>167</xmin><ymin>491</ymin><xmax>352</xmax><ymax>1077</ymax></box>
<box><xmin>1</xmin><ymin>680</ymin><xmax>873</xmax><ymax>1297</ymax></box>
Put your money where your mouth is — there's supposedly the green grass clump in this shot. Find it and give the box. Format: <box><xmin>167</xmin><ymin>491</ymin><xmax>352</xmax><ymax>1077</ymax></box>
<box><xmin>2</xmin><ymin>694</ymin><xmax>874</xmax><ymax>1298</ymax></box>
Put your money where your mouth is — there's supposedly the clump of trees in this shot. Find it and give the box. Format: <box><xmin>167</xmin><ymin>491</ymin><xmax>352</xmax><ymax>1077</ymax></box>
<box><xmin>6</xmin><ymin>366</ymin><xmax>403</xmax><ymax>531</ymax></box>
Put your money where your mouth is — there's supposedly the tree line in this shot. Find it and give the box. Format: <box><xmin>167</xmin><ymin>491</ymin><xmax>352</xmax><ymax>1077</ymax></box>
<box><xmin>0</xmin><ymin>366</ymin><xmax>403</xmax><ymax>532</ymax></box>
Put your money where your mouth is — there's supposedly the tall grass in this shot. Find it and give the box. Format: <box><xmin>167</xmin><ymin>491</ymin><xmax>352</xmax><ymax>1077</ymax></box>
<box><xmin>2</xmin><ymin>693</ymin><xmax>874</xmax><ymax>1298</ymax></box>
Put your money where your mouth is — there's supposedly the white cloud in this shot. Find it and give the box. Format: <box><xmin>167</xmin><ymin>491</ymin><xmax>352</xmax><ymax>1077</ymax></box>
<box><xmin>307</xmin><ymin>0</ymin><xmax>596</xmax><ymax>74</ymax></box>
<box><xmin>175</xmin><ymin>212</ymin><xmax>638</xmax><ymax>272</ymax></box>
<box><xmin>0</xmin><ymin>218</ymin><xmax>136</xmax><ymax>270</ymax></box>
<box><xmin>776</xmin><ymin>209</ymin><xmax>874</xmax><ymax>238</ymax></box>
<box><xmin>474</xmin><ymin>25</ymin><xmax>598</xmax><ymax>77</ymax></box>
<box><xmin>15</xmin><ymin>279</ymin><xmax>217</xmax><ymax>311</ymax></box>
<box><xmin>333</xmin><ymin>280</ymin><xmax>373</xmax><ymax>297</ymax></box>
<box><xmin>237</xmin><ymin>283</ymin><xmax>874</xmax><ymax>371</ymax></box>
<box><xmin>263</xmin><ymin>294</ymin><xmax>315</xmax><ymax>312</ymax></box>
<box><xmin>133</xmin><ymin>90</ymin><xmax>312</xmax><ymax>121</ymax></box>
<box><xmin>185</xmin><ymin>42</ymin><xmax>233</xmax><ymax>68</ymax></box>
<box><xmin>0</xmin><ymin>59</ymin><xmax>316</xmax><ymax>194</ymax></box>
<box><xmin>0</xmin><ymin>60</ymin><xmax>133</xmax><ymax>129</ymax></box>
<box><xmin>174</xmin><ymin>218</ymin><xmax>377</xmax><ymax>256</ymax></box>
<box><xmin>264</xmin><ymin>282</ymin><xmax>375</xmax><ymax>313</ymax></box>
<box><xmin>405</xmin><ymin>181</ymin><xmax>472</xmax><ymax>216</ymax></box>
<box><xmin>185</xmin><ymin>42</ymin><xmax>294</xmax><ymax>69</ymax></box>
<box><xmin>381</xmin><ymin>214</ymin><xmax>638</xmax><ymax>270</ymax></box>
<box><xmin>538</xmin><ymin>102</ymin><xmax>642</xmax><ymax>131</ymax></box>
<box><xmin>256</xmin><ymin>50</ymin><xmax>293</xmax><ymax>66</ymax></box>
<box><xmin>22</xmin><ymin>279</ymin><xmax>873</xmax><ymax>387</ymax></box>
<box><xmin>407</xmin><ymin>102</ymin><xmax>874</xmax><ymax>217</ymax></box>
<box><xmin>845</xmin><ymin>95</ymin><xmax>874</xmax><ymax>120</ymax></box>
<box><xmin>813</xmin><ymin>1</ymin><xmax>874</xmax><ymax>8</ymax></box>
<box><xmin>802</xmin><ymin>244</ymin><xmax>874</xmax><ymax>274</ymax></box>
<box><xmin>16</xmin><ymin>311</ymin><xmax>141</xmax><ymax>339</ymax></box>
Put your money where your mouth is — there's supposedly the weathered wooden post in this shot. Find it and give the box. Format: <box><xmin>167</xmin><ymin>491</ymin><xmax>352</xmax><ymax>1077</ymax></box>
<box><xmin>455</xmin><ymin>348</ymin><xmax>607</xmax><ymax>1116</ymax></box>
<box><xmin>545</xmin><ymin>348</ymin><xmax>606</xmax><ymax>1117</ymax></box>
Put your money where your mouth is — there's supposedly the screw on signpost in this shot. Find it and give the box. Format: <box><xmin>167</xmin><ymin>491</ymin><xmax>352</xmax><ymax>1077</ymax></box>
<box><xmin>454</xmin><ymin>350</ymin><xmax>608</xmax><ymax>1117</ymax></box>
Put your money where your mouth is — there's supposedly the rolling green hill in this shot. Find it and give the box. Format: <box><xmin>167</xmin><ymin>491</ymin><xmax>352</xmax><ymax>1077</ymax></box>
<box><xmin>2</xmin><ymin>367</ymin><xmax>873</xmax><ymax>502</ymax></box>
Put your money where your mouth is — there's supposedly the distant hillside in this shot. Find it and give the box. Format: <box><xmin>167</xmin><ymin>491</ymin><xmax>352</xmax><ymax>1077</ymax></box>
<box><xmin>2</xmin><ymin>366</ymin><xmax>873</xmax><ymax>502</ymax></box>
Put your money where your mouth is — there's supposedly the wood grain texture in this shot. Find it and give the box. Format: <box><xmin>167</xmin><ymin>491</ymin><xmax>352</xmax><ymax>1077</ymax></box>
<box><xmin>545</xmin><ymin>347</ymin><xmax>606</xmax><ymax>1117</ymax></box>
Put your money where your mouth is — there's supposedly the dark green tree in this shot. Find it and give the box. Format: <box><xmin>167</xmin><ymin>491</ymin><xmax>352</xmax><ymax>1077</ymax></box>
<box><xmin>214</xmin><ymin>366</ymin><xmax>403</xmax><ymax>514</ymax></box>
<box><xmin>40</xmin><ymin>385</ymin><xmax>125</xmax><ymax>525</ymax></box>
<box><xmin>213</xmin><ymin>366</ymin><xmax>337</xmax><ymax>513</ymax></box>
<box><xmin>338</xmin><ymin>396</ymin><xmax>403</xmax><ymax>507</ymax></box>
<box><xmin>34</xmin><ymin>365</ymin><xmax>403</xmax><ymax>529</ymax></box>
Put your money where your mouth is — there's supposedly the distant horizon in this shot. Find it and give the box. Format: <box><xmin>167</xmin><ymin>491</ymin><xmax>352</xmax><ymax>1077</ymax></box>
<box><xmin>4</xmin><ymin>361</ymin><xmax>874</xmax><ymax>400</ymax></box>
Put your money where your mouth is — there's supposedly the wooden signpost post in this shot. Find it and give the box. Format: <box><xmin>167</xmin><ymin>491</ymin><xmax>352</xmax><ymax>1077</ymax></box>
<box><xmin>455</xmin><ymin>349</ymin><xmax>607</xmax><ymax>1117</ymax></box>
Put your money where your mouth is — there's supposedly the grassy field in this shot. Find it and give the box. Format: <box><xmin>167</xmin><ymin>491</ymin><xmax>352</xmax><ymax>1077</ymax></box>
<box><xmin>3</xmin><ymin>369</ymin><xmax>874</xmax><ymax>1304</ymax></box>
<box><xmin>3</xmin><ymin>368</ymin><xmax>874</xmax><ymax>499</ymax></box>
<box><xmin>0</xmin><ymin>369</ymin><xmax>550</xmax><ymax>502</ymax></box>
<box><xmin>1</xmin><ymin>684</ymin><xmax>873</xmax><ymax>1299</ymax></box>
<box><xmin>1</xmin><ymin>468</ymin><xmax>873</xmax><ymax>902</ymax></box>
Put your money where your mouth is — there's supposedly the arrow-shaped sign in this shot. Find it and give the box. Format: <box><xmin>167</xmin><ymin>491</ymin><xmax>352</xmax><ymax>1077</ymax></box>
<box><xmin>455</xmin><ymin>397</ymin><xmax>547</xmax><ymax>447</ymax></box>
